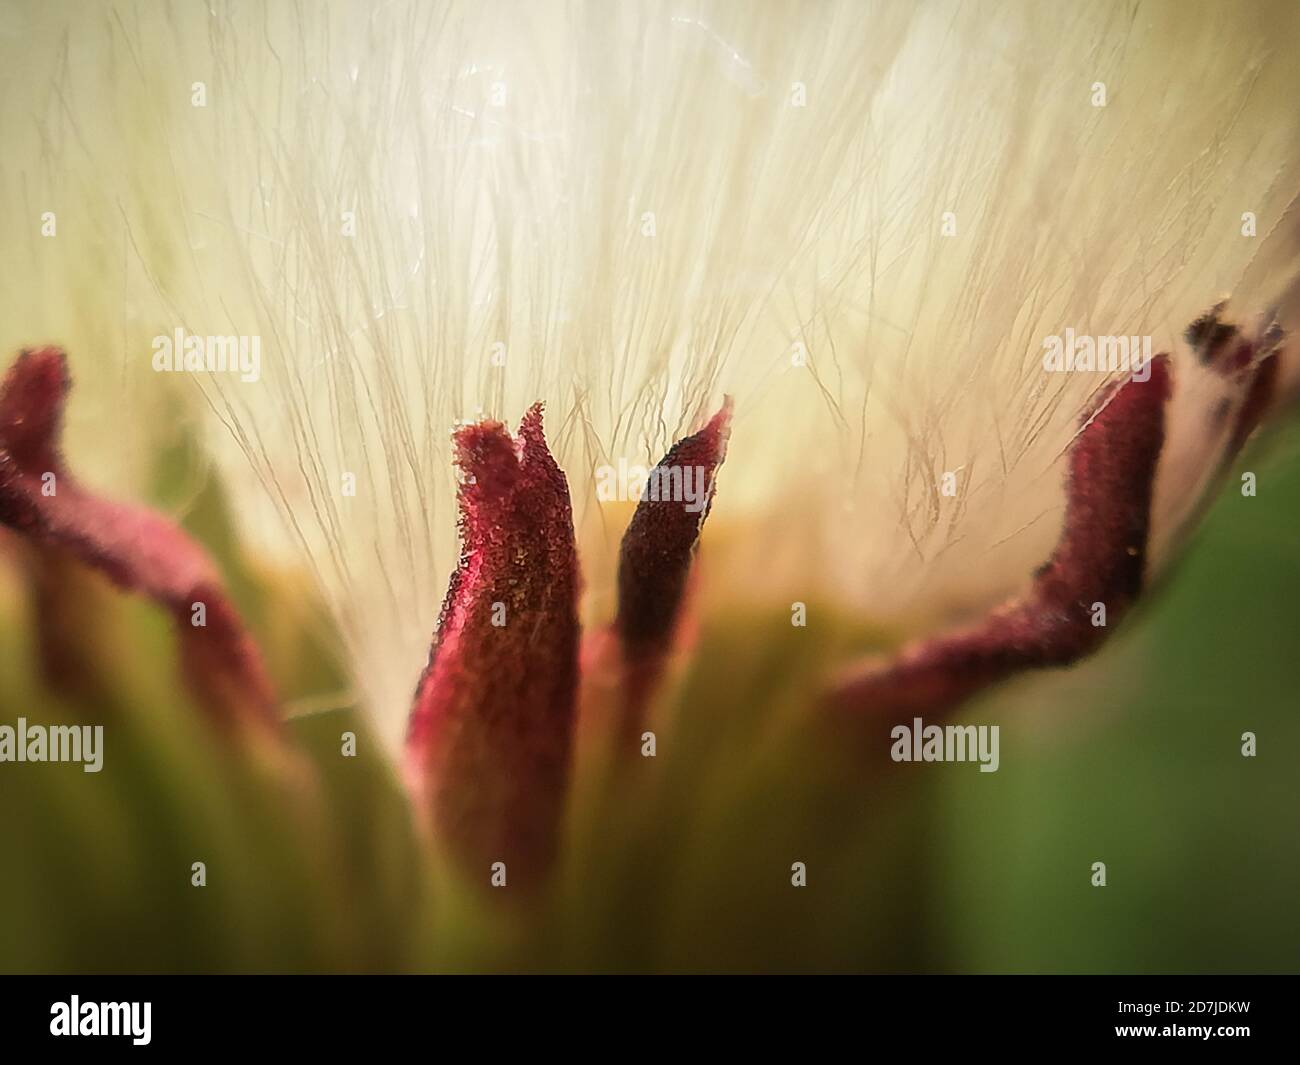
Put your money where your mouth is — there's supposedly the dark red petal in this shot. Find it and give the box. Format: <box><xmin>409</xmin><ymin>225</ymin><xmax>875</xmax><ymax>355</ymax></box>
<box><xmin>1226</xmin><ymin>350</ymin><xmax>1281</xmax><ymax>458</ymax></box>
<box><xmin>405</xmin><ymin>404</ymin><xmax>580</xmax><ymax>888</ymax></box>
<box><xmin>614</xmin><ymin>399</ymin><xmax>731</xmax><ymax>738</ymax></box>
<box><xmin>831</xmin><ymin>357</ymin><xmax>1171</xmax><ymax>719</ymax></box>
<box><xmin>0</xmin><ymin>348</ymin><xmax>280</xmax><ymax>740</ymax></box>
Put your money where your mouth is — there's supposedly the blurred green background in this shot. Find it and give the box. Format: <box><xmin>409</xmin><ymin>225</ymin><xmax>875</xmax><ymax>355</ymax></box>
<box><xmin>0</xmin><ymin>410</ymin><xmax>1296</xmax><ymax>974</ymax></box>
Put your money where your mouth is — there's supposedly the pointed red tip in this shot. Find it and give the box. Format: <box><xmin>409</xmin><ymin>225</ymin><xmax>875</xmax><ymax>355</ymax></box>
<box><xmin>407</xmin><ymin>403</ymin><xmax>580</xmax><ymax>887</ymax></box>
<box><xmin>517</xmin><ymin>400</ymin><xmax>546</xmax><ymax>444</ymax></box>
<box><xmin>612</xmin><ymin>398</ymin><xmax>732</xmax><ymax>738</ymax></box>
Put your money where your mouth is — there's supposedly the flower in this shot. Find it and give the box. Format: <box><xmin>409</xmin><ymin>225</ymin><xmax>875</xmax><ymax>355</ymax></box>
<box><xmin>0</xmin><ymin>344</ymin><xmax>735</xmax><ymax>886</ymax></box>
<box><xmin>2</xmin><ymin>297</ymin><xmax>1289</xmax><ymax>887</ymax></box>
<box><xmin>2</xmin><ymin>0</ymin><xmax>1299</xmax><ymax>971</ymax></box>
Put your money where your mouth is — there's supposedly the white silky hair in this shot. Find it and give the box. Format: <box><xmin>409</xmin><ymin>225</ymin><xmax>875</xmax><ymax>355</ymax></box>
<box><xmin>1</xmin><ymin>0</ymin><xmax>1297</xmax><ymax>746</ymax></box>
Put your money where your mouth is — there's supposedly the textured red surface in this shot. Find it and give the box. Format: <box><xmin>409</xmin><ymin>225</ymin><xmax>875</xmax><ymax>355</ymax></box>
<box><xmin>405</xmin><ymin>404</ymin><xmax>580</xmax><ymax>887</ymax></box>
<box><xmin>613</xmin><ymin>400</ymin><xmax>731</xmax><ymax>737</ymax></box>
<box><xmin>831</xmin><ymin>357</ymin><xmax>1172</xmax><ymax>720</ymax></box>
<box><xmin>616</xmin><ymin>400</ymin><xmax>732</xmax><ymax>652</ymax></box>
<box><xmin>0</xmin><ymin>347</ymin><xmax>279</xmax><ymax>739</ymax></box>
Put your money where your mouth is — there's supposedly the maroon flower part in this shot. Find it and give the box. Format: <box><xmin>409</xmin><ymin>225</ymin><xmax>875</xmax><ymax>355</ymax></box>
<box><xmin>1229</xmin><ymin>350</ymin><xmax>1281</xmax><ymax>458</ymax></box>
<box><xmin>614</xmin><ymin>399</ymin><xmax>732</xmax><ymax>741</ymax></box>
<box><xmin>0</xmin><ymin>347</ymin><xmax>281</xmax><ymax>741</ymax></box>
<box><xmin>830</xmin><ymin>356</ymin><xmax>1172</xmax><ymax>721</ymax></box>
<box><xmin>405</xmin><ymin>404</ymin><xmax>580</xmax><ymax>889</ymax></box>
